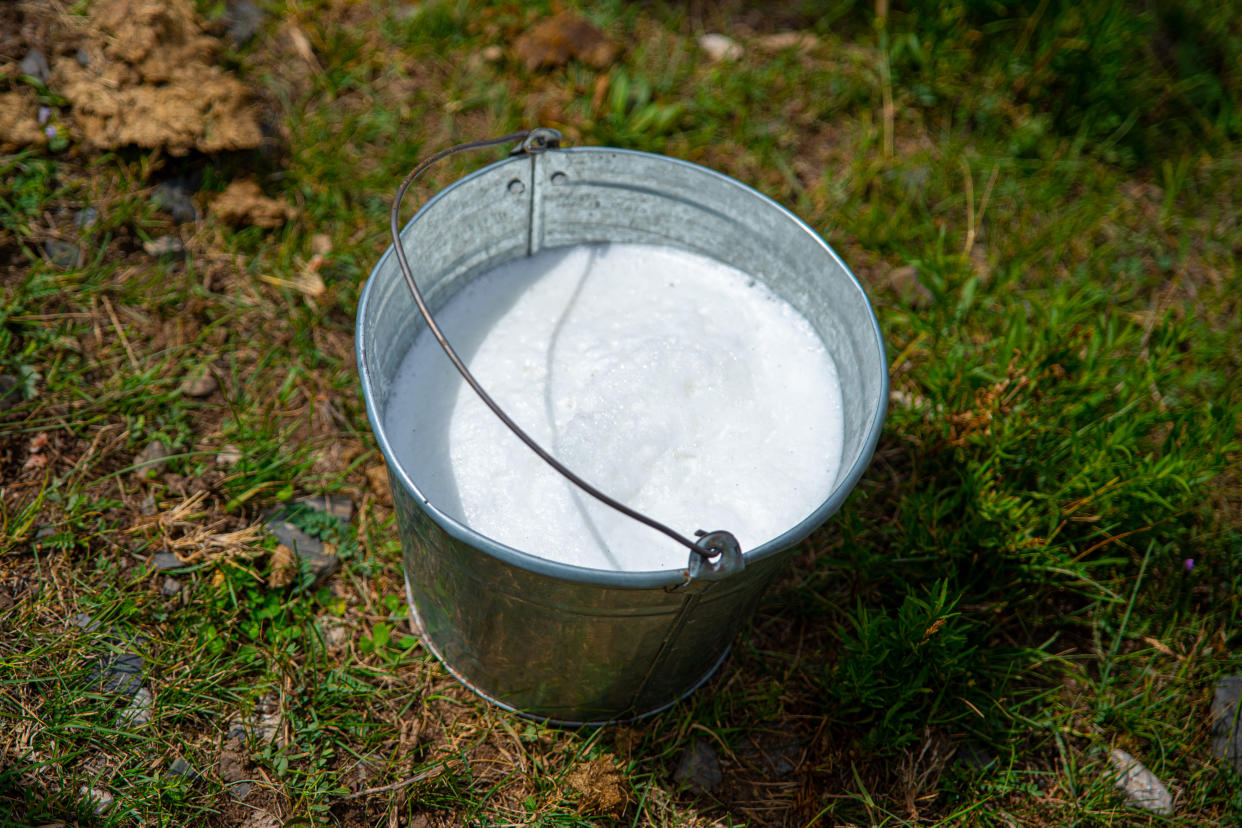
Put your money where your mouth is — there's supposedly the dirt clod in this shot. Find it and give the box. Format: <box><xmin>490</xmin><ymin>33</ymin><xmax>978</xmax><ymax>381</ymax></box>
<box><xmin>513</xmin><ymin>13</ymin><xmax>617</xmax><ymax>71</ymax></box>
<box><xmin>211</xmin><ymin>181</ymin><xmax>297</xmax><ymax>228</ymax></box>
<box><xmin>565</xmin><ymin>756</ymin><xmax>627</xmax><ymax>816</ymax></box>
<box><xmin>47</xmin><ymin>0</ymin><xmax>264</xmax><ymax>155</ymax></box>
<box><xmin>267</xmin><ymin>543</ymin><xmax>295</xmax><ymax>588</ymax></box>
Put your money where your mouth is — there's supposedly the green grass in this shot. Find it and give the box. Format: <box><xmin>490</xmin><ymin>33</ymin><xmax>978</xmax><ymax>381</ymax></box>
<box><xmin>2</xmin><ymin>0</ymin><xmax>1241</xmax><ymax>825</ymax></box>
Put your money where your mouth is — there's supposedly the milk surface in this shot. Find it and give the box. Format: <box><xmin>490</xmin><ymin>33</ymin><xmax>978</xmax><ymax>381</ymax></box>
<box><xmin>384</xmin><ymin>243</ymin><xmax>844</xmax><ymax>571</ymax></box>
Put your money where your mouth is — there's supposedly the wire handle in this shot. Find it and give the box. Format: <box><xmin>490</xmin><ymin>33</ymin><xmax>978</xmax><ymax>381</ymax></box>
<box><xmin>389</xmin><ymin>128</ymin><xmax>744</xmax><ymax>579</ymax></box>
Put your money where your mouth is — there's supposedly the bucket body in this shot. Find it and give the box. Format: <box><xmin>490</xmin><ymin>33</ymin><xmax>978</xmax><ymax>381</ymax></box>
<box><xmin>357</xmin><ymin>147</ymin><xmax>887</xmax><ymax>724</ymax></box>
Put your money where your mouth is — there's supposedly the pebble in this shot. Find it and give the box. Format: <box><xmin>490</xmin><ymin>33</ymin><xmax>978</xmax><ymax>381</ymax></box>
<box><xmin>78</xmin><ymin>785</ymin><xmax>114</xmax><ymax>814</ymax></box>
<box><xmin>99</xmin><ymin>651</ymin><xmax>144</xmax><ymax>696</ymax></box>
<box><xmin>266</xmin><ymin>518</ymin><xmax>339</xmax><ymax>585</ymax></box>
<box><xmin>140</xmin><ymin>492</ymin><xmax>157</xmax><ymax>516</ymax></box>
<box><xmin>225</xmin><ymin>0</ymin><xmax>266</xmax><ymax>46</ymax></box>
<box><xmin>143</xmin><ymin>235</ymin><xmax>186</xmax><ymax>259</ymax></box>
<box><xmin>153</xmin><ymin>183</ymin><xmax>198</xmax><ymax>223</ymax></box>
<box><xmin>699</xmin><ymin>33</ymin><xmax>743</xmax><ymax>62</ymax></box>
<box><xmin>481</xmin><ymin>45</ymin><xmax>504</xmax><ymax>63</ymax></box>
<box><xmin>152</xmin><ymin>552</ymin><xmax>183</xmax><ymax>571</ymax></box>
<box><xmin>44</xmin><ymin>239</ymin><xmax>83</xmax><ymax>270</ymax></box>
<box><xmin>169</xmin><ymin>756</ymin><xmax>201</xmax><ymax>782</ymax></box>
<box><xmin>0</xmin><ymin>374</ymin><xmax>19</xmax><ymax>412</ymax></box>
<box><xmin>216</xmin><ymin>445</ymin><xmax>243</xmax><ymax>467</ymax></box>
<box><xmin>674</xmin><ymin>738</ymin><xmax>722</xmax><ymax>792</ymax></box>
<box><xmin>74</xmin><ymin>207</ymin><xmax>100</xmax><ymax>230</ymax></box>
<box><xmin>20</xmin><ymin>49</ymin><xmax>50</xmax><ymax>84</ymax></box>
<box><xmin>161</xmin><ymin>576</ymin><xmax>182</xmax><ymax>596</ymax></box>
<box><xmin>1211</xmin><ymin>675</ymin><xmax>1242</xmax><ymax>772</ymax></box>
<box><xmin>118</xmin><ymin>686</ymin><xmax>153</xmax><ymax>726</ymax></box>
<box><xmin>179</xmin><ymin>370</ymin><xmax>217</xmax><ymax>398</ymax></box>
<box><xmin>297</xmin><ymin>494</ymin><xmax>355</xmax><ymax>524</ymax></box>
<box><xmin>135</xmin><ymin>440</ymin><xmax>171</xmax><ymax>477</ymax></box>
<box><xmin>1108</xmin><ymin>748</ymin><xmax>1173</xmax><ymax>816</ymax></box>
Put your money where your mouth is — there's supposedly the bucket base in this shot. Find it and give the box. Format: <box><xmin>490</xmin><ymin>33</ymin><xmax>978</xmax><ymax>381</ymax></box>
<box><xmin>403</xmin><ymin>573</ymin><xmax>731</xmax><ymax>726</ymax></box>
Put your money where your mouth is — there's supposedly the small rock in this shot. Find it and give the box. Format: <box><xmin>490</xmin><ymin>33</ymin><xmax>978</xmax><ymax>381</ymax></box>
<box><xmin>161</xmin><ymin>576</ymin><xmax>182</xmax><ymax>596</ymax></box>
<box><xmin>152</xmin><ymin>552</ymin><xmax>183</xmax><ymax>571</ymax></box>
<box><xmin>74</xmin><ymin>206</ymin><xmax>100</xmax><ymax>230</ymax></box>
<box><xmin>481</xmin><ymin>44</ymin><xmax>504</xmax><ymax>63</ymax></box>
<box><xmin>135</xmin><ymin>440</ymin><xmax>171</xmax><ymax>477</ymax></box>
<box><xmin>179</xmin><ymin>370</ymin><xmax>217</xmax><ymax>397</ymax></box>
<box><xmin>143</xmin><ymin>235</ymin><xmax>185</xmax><ymax>259</ymax></box>
<box><xmin>513</xmin><ymin>13</ymin><xmax>618</xmax><ymax>71</ymax></box>
<box><xmin>230</xmin><ymin>780</ymin><xmax>255</xmax><ymax>801</ymax></box>
<box><xmin>140</xmin><ymin>492</ymin><xmax>158</xmax><ymax>516</ymax></box>
<box><xmin>216</xmin><ymin>445</ymin><xmax>242</xmax><ymax>467</ymax></box>
<box><xmin>118</xmin><ymin>686</ymin><xmax>153</xmax><ymax>726</ymax></box>
<box><xmin>297</xmin><ymin>494</ymin><xmax>355</xmax><ymax>524</ymax></box>
<box><xmin>1108</xmin><ymin>748</ymin><xmax>1173</xmax><ymax>816</ymax></box>
<box><xmin>699</xmin><ymin>33</ymin><xmax>743</xmax><ymax>62</ymax></box>
<box><xmin>0</xmin><ymin>374</ymin><xmax>20</xmax><ymax>412</ymax></box>
<box><xmin>100</xmin><ymin>651</ymin><xmax>144</xmax><ymax>696</ymax></box>
<box><xmin>266</xmin><ymin>516</ymin><xmax>339</xmax><ymax>585</ymax></box>
<box><xmin>44</xmin><ymin>239</ymin><xmax>83</xmax><ymax>270</ymax></box>
<box><xmin>225</xmin><ymin>0</ymin><xmax>266</xmax><ymax>46</ymax></box>
<box><xmin>318</xmin><ymin>617</ymin><xmax>349</xmax><ymax>652</ymax></box>
<box><xmin>674</xmin><ymin>738</ymin><xmax>722</xmax><ymax>792</ymax></box>
<box><xmin>169</xmin><ymin>756</ymin><xmax>201</xmax><ymax>782</ymax></box>
<box><xmin>20</xmin><ymin>49</ymin><xmax>50</xmax><ymax>84</ymax></box>
<box><xmin>78</xmin><ymin>785</ymin><xmax>114</xmax><ymax>814</ymax></box>
<box><xmin>76</xmin><ymin>47</ymin><xmax>91</xmax><ymax>67</ymax></box>
<box><xmin>72</xmin><ymin>612</ymin><xmax>101</xmax><ymax>631</ymax></box>
<box><xmin>1211</xmin><ymin>675</ymin><xmax>1242</xmax><ymax>772</ymax></box>
<box><xmin>227</xmin><ymin>696</ymin><xmax>283</xmax><ymax>746</ymax></box>
<box><xmin>239</xmin><ymin>811</ymin><xmax>280</xmax><ymax>828</ymax></box>
<box><xmin>153</xmin><ymin>183</ymin><xmax>198</xmax><ymax>223</ymax></box>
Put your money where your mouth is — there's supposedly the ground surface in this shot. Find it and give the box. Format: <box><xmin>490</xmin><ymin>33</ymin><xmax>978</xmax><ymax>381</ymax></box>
<box><xmin>1</xmin><ymin>0</ymin><xmax>1241</xmax><ymax>825</ymax></box>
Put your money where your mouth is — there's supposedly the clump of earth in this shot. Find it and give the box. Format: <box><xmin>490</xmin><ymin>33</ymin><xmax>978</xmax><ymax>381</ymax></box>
<box><xmin>0</xmin><ymin>0</ymin><xmax>262</xmax><ymax>155</ymax></box>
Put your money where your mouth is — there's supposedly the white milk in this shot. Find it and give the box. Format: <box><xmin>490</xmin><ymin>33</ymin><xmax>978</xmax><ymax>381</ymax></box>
<box><xmin>384</xmin><ymin>243</ymin><xmax>844</xmax><ymax>571</ymax></box>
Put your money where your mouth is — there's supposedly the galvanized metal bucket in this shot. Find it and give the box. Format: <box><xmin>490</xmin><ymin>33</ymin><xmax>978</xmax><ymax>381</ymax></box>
<box><xmin>356</xmin><ymin>140</ymin><xmax>887</xmax><ymax>725</ymax></box>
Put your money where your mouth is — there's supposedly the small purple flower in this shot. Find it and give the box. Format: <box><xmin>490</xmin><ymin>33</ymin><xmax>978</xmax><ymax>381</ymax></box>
<box><xmin>44</xmin><ymin>124</ymin><xmax>57</xmax><ymax>139</ymax></box>
<box><xmin>1184</xmin><ymin>558</ymin><xmax>1195</xmax><ymax>572</ymax></box>
<box><xmin>37</xmin><ymin>106</ymin><xmax>51</xmax><ymax>125</ymax></box>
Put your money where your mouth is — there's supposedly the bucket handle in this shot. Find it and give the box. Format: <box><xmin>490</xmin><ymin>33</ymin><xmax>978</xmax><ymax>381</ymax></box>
<box><xmin>389</xmin><ymin>129</ymin><xmax>743</xmax><ymax>582</ymax></box>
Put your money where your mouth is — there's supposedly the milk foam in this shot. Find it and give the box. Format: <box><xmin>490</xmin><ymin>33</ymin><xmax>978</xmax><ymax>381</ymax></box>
<box><xmin>384</xmin><ymin>243</ymin><xmax>845</xmax><ymax>571</ymax></box>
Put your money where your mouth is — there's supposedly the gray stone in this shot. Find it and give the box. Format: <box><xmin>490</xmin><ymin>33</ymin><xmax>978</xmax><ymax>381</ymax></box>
<box><xmin>135</xmin><ymin>440</ymin><xmax>171</xmax><ymax>477</ymax></box>
<box><xmin>161</xmin><ymin>576</ymin><xmax>182</xmax><ymax>596</ymax></box>
<box><xmin>74</xmin><ymin>207</ymin><xmax>100</xmax><ymax>229</ymax></box>
<box><xmin>265</xmin><ymin>518</ymin><xmax>339</xmax><ymax>585</ymax></box>
<box><xmin>72</xmin><ymin>612</ymin><xmax>102</xmax><ymax>632</ymax></box>
<box><xmin>99</xmin><ymin>651</ymin><xmax>144</xmax><ymax>696</ymax></box>
<box><xmin>297</xmin><ymin>494</ymin><xmax>355</xmax><ymax>524</ymax></box>
<box><xmin>229</xmin><ymin>781</ymin><xmax>254</xmax><ymax>801</ymax></box>
<box><xmin>78</xmin><ymin>785</ymin><xmax>113</xmax><ymax>814</ymax></box>
<box><xmin>0</xmin><ymin>374</ymin><xmax>19</xmax><ymax>412</ymax></box>
<box><xmin>169</xmin><ymin>756</ymin><xmax>201</xmax><ymax>782</ymax></box>
<box><xmin>76</xmin><ymin>47</ymin><xmax>91</xmax><ymax>67</ymax></box>
<box><xmin>179</xmin><ymin>370</ymin><xmax>217</xmax><ymax>398</ymax></box>
<box><xmin>152</xmin><ymin>552</ymin><xmax>183</xmax><ymax>571</ymax></box>
<box><xmin>20</xmin><ymin>49</ymin><xmax>50</xmax><ymax>84</ymax></box>
<box><xmin>44</xmin><ymin>239</ymin><xmax>82</xmax><ymax>269</ymax></box>
<box><xmin>674</xmin><ymin>738</ymin><xmax>722</xmax><ymax>792</ymax></box>
<box><xmin>143</xmin><ymin>235</ymin><xmax>185</xmax><ymax>259</ymax></box>
<box><xmin>153</xmin><ymin>183</ymin><xmax>198</xmax><ymax>223</ymax></box>
<box><xmin>1109</xmin><ymin>748</ymin><xmax>1173</xmax><ymax>816</ymax></box>
<box><xmin>1211</xmin><ymin>675</ymin><xmax>1242</xmax><ymax>772</ymax></box>
<box><xmin>118</xmin><ymin>686</ymin><xmax>153</xmax><ymax>726</ymax></box>
<box><xmin>699</xmin><ymin>33</ymin><xmax>742</xmax><ymax>62</ymax></box>
<box><xmin>225</xmin><ymin>0</ymin><xmax>266</xmax><ymax>46</ymax></box>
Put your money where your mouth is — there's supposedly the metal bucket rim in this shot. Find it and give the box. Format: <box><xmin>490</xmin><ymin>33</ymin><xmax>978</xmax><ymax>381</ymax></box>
<box><xmin>357</xmin><ymin>145</ymin><xmax>888</xmax><ymax>589</ymax></box>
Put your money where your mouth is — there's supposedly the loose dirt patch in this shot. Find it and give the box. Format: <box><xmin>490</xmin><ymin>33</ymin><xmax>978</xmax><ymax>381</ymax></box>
<box><xmin>0</xmin><ymin>0</ymin><xmax>262</xmax><ymax>155</ymax></box>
